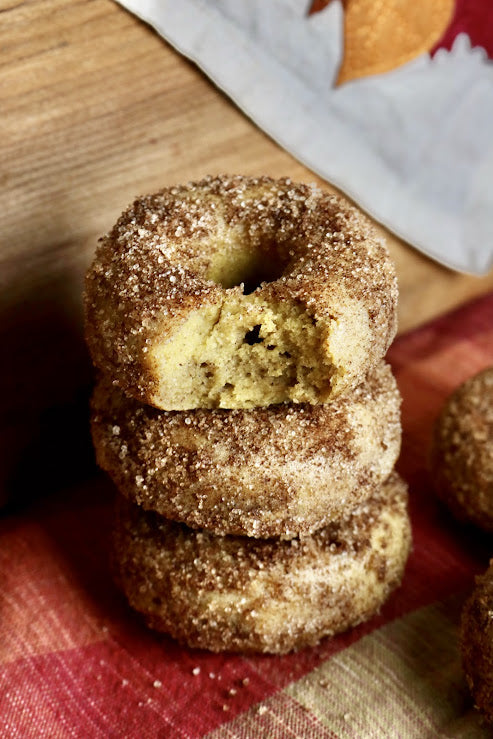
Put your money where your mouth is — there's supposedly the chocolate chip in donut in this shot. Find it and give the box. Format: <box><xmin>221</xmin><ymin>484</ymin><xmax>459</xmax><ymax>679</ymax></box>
<box><xmin>85</xmin><ymin>175</ymin><xmax>398</xmax><ymax>410</ymax></box>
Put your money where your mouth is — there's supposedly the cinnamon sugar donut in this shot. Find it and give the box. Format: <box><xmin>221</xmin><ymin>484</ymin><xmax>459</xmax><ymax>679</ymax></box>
<box><xmin>91</xmin><ymin>362</ymin><xmax>401</xmax><ymax>539</ymax></box>
<box><xmin>431</xmin><ymin>367</ymin><xmax>493</xmax><ymax>532</ymax></box>
<box><xmin>84</xmin><ymin>175</ymin><xmax>398</xmax><ymax>410</ymax></box>
<box><xmin>112</xmin><ymin>473</ymin><xmax>411</xmax><ymax>655</ymax></box>
<box><xmin>461</xmin><ymin>561</ymin><xmax>493</xmax><ymax>723</ymax></box>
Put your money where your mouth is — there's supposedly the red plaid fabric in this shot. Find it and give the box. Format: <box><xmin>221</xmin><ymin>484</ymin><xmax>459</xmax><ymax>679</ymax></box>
<box><xmin>1</xmin><ymin>293</ymin><xmax>493</xmax><ymax>737</ymax></box>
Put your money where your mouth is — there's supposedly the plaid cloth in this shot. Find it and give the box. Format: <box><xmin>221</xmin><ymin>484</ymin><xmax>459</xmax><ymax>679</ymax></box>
<box><xmin>2</xmin><ymin>293</ymin><xmax>493</xmax><ymax>738</ymax></box>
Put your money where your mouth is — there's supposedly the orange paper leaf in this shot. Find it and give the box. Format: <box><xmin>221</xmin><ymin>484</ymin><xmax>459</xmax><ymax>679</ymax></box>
<box><xmin>337</xmin><ymin>0</ymin><xmax>454</xmax><ymax>84</ymax></box>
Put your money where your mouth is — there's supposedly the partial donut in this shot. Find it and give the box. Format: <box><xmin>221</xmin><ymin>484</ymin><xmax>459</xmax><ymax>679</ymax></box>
<box><xmin>461</xmin><ymin>561</ymin><xmax>493</xmax><ymax>723</ymax></box>
<box><xmin>84</xmin><ymin>175</ymin><xmax>398</xmax><ymax>410</ymax></box>
<box><xmin>92</xmin><ymin>362</ymin><xmax>401</xmax><ymax>539</ymax></box>
<box><xmin>431</xmin><ymin>367</ymin><xmax>493</xmax><ymax>532</ymax></box>
<box><xmin>112</xmin><ymin>472</ymin><xmax>411</xmax><ymax>655</ymax></box>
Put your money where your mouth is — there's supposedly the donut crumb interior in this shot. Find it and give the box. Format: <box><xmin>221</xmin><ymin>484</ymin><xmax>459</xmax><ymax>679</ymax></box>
<box><xmin>147</xmin><ymin>292</ymin><xmax>336</xmax><ymax>409</ymax></box>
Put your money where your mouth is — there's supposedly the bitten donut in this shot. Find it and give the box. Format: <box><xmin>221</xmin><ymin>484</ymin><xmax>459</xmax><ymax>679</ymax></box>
<box><xmin>85</xmin><ymin>175</ymin><xmax>398</xmax><ymax>410</ymax></box>
<box><xmin>431</xmin><ymin>367</ymin><xmax>493</xmax><ymax>532</ymax></box>
<box><xmin>112</xmin><ymin>472</ymin><xmax>411</xmax><ymax>655</ymax></box>
<box><xmin>92</xmin><ymin>362</ymin><xmax>401</xmax><ymax>539</ymax></box>
<box><xmin>461</xmin><ymin>561</ymin><xmax>493</xmax><ymax>723</ymax></box>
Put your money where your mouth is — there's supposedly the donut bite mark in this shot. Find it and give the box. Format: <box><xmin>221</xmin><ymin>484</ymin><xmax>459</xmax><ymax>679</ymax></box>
<box><xmin>91</xmin><ymin>362</ymin><xmax>402</xmax><ymax>539</ymax></box>
<box><xmin>84</xmin><ymin>175</ymin><xmax>398</xmax><ymax>410</ymax></box>
<box><xmin>112</xmin><ymin>473</ymin><xmax>411</xmax><ymax>655</ymax></box>
<box><xmin>431</xmin><ymin>367</ymin><xmax>493</xmax><ymax>532</ymax></box>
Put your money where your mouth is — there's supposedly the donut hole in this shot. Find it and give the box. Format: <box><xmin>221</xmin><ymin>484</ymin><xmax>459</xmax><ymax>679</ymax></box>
<box><xmin>206</xmin><ymin>236</ymin><xmax>288</xmax><ymax>293</ymax></box>
<box><xmin>240</xmin><ymin>256</ymin><xmax>286</xmax><ymax>294</ymax></box>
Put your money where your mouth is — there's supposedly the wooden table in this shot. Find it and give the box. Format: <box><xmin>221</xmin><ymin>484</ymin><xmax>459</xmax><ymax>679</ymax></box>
<box><xmin>2</xmin><ymin>0</ymin><xmax>493</xmax><ymax>505</ymax></box>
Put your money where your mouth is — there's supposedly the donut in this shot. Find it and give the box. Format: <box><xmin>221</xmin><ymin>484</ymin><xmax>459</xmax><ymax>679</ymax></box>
<box><xmin>91</xmin><ymin>362</ymin><xmax>401</xmax><ymax>539</ymax></box>
<box><xmin>461</xmin><ymin>561</ymin><xmax>493</xmax><ymax>723</ymax></box>
<box><xmin>84</xmin><ymin>175</ymin><xmax>398</xmax><ymax>410</ymax></box>
<box><xmin>430</xmin><ymin>367</ymin><xmax>493</xmax><ymax>532</ymax></box>
<box><xmin>112</xmin><ymin>472</ymin><xmax>411</xmax><ymax>654</ymax></box>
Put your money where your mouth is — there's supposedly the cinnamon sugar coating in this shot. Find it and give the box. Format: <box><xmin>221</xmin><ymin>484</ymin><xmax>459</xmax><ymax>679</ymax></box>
<box><xmin>84</xmin><ymin>175</ymin><xmax>398</xmax><ymax>410</ymax></box>
<box><xmin>431</xmin><ymin>367</ymin><xmax>493</xmax><ymax>532</ymax></box>
<box><xmin>91</xmin><ymin>362</ymin><xmax>401</xmax><ymax>539</ymax></box>
<box><xmin>461</xmin><ymin>561</ymin><xmax>493</xmax><ymax>723</ymax></box>
<box><xmin>112</xmin><ymin>473</ymin><xmax>411</xmax><ymax>655</ymax></box>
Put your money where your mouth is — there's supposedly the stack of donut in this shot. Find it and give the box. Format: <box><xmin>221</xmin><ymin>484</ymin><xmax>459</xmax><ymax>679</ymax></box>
<box><xmin>85</xmin><ymin>175</ymin><xmax>411</xmax><ymax>654</ymax></box>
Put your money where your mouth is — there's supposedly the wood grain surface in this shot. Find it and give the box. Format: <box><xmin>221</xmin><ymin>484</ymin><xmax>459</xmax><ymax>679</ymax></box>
<box><xmin>2</xmin><ymin>0</ymin><xmax>493</xmax><ymax>505</ymax></box>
